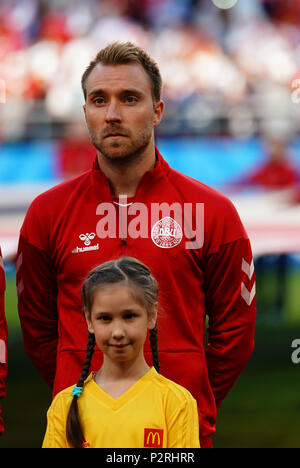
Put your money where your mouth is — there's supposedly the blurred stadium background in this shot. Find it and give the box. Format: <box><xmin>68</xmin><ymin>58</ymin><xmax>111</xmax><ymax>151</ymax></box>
<box><xmin>1</xmin><ymin>0</ymin><xmax>300</xmax><ymax>448</ymax></box>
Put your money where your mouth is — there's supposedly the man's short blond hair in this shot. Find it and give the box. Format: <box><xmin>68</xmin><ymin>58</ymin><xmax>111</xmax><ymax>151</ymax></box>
<box><xmin>81</xmin><ymin>42</ymin><xmax>162</xmax><ymax>103</ymax></box>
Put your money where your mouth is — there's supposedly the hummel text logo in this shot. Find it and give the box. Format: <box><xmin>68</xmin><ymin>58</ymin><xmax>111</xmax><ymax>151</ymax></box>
<box><xmin>72</xmin><ymin>233</ymin><xmax>99</xmax><ymax>254</ymax></box>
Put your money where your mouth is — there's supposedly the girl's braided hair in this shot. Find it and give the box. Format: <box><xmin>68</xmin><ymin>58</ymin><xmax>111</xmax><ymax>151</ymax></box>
<box><xmin>66</xmin><ymin>257</ymin><xmax>160</xmax><ymax>448</ymax></box>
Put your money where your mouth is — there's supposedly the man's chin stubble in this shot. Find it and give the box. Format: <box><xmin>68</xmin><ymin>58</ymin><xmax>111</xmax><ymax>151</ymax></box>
<box><xmin>95</xmin><ymin>139</ymin><xmax>151</xmax><ymax>166</ymax></box>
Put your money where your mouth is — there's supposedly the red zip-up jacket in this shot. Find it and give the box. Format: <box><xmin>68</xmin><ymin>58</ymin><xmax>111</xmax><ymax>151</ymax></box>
<box><xmin>0</xmin><ymin>247</ymin><xmax>8</xmax><ymax>436</ymax></box>
<box><xmin>17</xmin><ymin>149</ymin><xmax>256</xmax><ymax>447</ymax></box>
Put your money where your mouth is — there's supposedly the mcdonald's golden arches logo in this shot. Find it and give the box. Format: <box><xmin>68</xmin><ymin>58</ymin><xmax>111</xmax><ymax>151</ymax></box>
<box><xmin>144</xmin><ymin>428</ymin><xmax>164</xmax><ymax>448</ymax></box>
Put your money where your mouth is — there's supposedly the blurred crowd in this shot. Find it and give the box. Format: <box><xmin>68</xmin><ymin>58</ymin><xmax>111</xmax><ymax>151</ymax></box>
<box><xmin>0</xmin><ymin>0</ymin><xmax>300</xmax><ymax>140</ymax></box>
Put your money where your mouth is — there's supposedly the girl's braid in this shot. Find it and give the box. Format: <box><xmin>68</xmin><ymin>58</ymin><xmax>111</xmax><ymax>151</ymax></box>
<box><xmin>149</xmin><ymin>324</ymin><xmax>160</xmax><ymax>373</ymax></box>
<box><xmin>66</xmin><ymin>332</ymin><xmax>95</xmax><ymax>448</ymax></box>
<box><xmin>77</xmin><ymin>332</ymin><xmax>95</xmax><ymax>387</ymax></box>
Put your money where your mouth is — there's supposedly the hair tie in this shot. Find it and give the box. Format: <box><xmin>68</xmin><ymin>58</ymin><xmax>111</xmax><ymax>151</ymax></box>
<box><xmin>72</xmin><ymin>385</ymin><xmax>83</xmax><ymax>398</ymax></box>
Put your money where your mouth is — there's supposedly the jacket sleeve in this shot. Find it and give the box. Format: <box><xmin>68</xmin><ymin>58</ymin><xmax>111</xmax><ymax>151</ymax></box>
<box><xmin>204</xmin><ymin>237</ymin><xmax>256</xmax><ymax>409</ymax></box>
<box><xmin>0</xmin><ymin>247</ymin><xmax>8</xmax><ymax>436</ymax></box>
<box><xmin>16</xmin><ymin>234</ymin><xmax>58</xmax><ymax>387</ymax></box>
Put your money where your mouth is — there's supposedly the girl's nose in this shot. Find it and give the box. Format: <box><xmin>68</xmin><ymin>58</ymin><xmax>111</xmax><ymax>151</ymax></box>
<box><xmin>111</xmin><ymin>322</ymin><xmax>125</xmax><ymax>340</ymax></box>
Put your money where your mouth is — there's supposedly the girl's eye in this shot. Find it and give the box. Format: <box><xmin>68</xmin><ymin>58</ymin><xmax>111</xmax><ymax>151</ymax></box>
<box><xmin>124</xmin><ymin>313</ymin><xmax>136</xmax><ymax>320</ymax></box>
<box><xmin>98</xmin><ymin>315</ymin><xmax>111</xmax><ymax>322</ymax></box>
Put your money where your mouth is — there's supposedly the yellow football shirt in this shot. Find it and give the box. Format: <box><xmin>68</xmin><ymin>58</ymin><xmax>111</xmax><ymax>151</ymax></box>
<box><xmin>42</xmin><ymin>367</ymin><xmax>200</xmax><ymax>448</ymax></box>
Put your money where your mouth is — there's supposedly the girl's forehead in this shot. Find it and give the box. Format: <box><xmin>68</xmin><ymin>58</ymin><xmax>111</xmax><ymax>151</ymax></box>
<box><xmin>91</xmin><ymin>281</ymin><xmax>146</xmax><ymax>309</ymax></box>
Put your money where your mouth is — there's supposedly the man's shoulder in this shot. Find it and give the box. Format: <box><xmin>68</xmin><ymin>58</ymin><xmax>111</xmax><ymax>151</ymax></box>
<box><xmin>21</xmin><ymin>171</ymin><xmax>93</xmax><ymax>235</ymax></box>
<box><xmin>165</xmin><ymin>164</ymin><xmax>247</xmax><ymax>245</ymax></box>
<box><xmin>167</xmin><ymin>165</ymin><xmax>234</xmax><ymax>207</ymax></box>
<box><xmin>31</xmin><ymin>171</ymin><xmax>92</xmax><ymax>208</ymax></box>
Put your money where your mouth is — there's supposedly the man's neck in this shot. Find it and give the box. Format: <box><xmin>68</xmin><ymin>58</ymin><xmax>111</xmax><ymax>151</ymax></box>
<box><xmin>97</xmin><ymin>144</ymin><xmax>156</xmax><ymax>198</ymax></box>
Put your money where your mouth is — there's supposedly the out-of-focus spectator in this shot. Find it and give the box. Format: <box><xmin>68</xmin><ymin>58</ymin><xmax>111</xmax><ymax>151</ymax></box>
<box><xmin>243</xmin><ymin>137</ymin><xmax>299</xmax><ymax>189</ymax></box>
<box><xmin>262</xmin><ymin>0</ymin><xmax>300</xmax><ymax>26</ymax></box>
<box><xmin>292</xmin><ymin>185</ymin><xmax>300</xmax><ymax>204</ymax></box>
<box><xmin>38</xmin><ymin>7</ymin><xmax>73</xmax><ymax>43</ymax></box>
<box><xmin>56</xmin><ymin>120</ymin><xmax>95</xmax><ymax>179</ymax></box>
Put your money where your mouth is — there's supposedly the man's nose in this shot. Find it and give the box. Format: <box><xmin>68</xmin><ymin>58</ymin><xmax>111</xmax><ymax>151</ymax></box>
<box><xmin>105</xmin><ymin>100</ymin><xmax>122</xmax><ymax>123</ymax></box>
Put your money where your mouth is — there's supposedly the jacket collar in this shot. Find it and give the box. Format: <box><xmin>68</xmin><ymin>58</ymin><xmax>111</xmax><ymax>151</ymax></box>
<box><xmin>92</xmin><ymin>146</ymin><xmax>170</xmax><ymax>180</ymax></box>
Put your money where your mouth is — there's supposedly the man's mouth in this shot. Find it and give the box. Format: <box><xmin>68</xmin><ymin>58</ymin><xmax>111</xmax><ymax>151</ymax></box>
<box><xmin>104</xmin><ymin>133</ymin><xmax>127</xmax><ymax>138</ymax></box>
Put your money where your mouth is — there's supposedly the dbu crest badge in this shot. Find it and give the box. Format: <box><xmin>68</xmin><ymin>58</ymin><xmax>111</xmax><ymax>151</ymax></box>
<box><xmin>151</xmin><ymin>217</ymin><xmax>182</xmax><ymax>249</ymax></box>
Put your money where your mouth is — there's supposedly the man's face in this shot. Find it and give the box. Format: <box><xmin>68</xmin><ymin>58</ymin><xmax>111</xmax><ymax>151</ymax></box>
<box><xmin>83</xmin><ymin>63</ymin><xmax>163</xmax><ymax>162</ymax></box>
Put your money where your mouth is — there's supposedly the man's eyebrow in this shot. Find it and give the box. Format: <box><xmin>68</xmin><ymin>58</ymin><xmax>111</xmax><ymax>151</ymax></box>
<box><xmin>87</xmin><ymin>88</ymin><xmax>106</xmax><ymax>98</ymax></box>
<box><xmin>88</xmin><ymin>88</ymin><xmax>145</xmax><ymax>98</ymax></box>
<box><xmin>120</xmin><ymin>88</ymin><xmax>144</xmax><ymax>96</ymax></box>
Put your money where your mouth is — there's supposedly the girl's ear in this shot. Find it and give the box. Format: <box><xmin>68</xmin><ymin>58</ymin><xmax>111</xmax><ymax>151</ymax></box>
<box><xmin>148</xmin><ymin>302</ymin><xmax>158</xmax><ymax>330</ymax></box>
<box><xmin>84</xmin><ymin>308</ymin><xmax>94</xmax><ymax>334</ymax></box>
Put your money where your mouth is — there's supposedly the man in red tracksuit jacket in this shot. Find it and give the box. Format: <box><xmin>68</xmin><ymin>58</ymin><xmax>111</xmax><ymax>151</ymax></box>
<box><xmin>0</xmin><ymin>247</ymin><xmax>8</xmax><ymax>436</ymax></box>
<box><xmin>16</xmin><ymin>42</ymin><xmax>256</xmax><ymax>448</ymax></box>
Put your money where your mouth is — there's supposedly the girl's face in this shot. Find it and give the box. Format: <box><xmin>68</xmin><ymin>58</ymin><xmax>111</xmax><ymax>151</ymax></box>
<box><xmin>85</xmin><ymin>282</ymin><xmax>157</xmax><ymax>365</ymax></box>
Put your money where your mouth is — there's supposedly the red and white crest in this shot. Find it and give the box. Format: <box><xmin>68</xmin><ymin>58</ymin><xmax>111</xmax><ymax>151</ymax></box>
<box><xmin>151</xmin><ymin>217</ymin><xmax>183</xmax><ymax>249</ymax></box>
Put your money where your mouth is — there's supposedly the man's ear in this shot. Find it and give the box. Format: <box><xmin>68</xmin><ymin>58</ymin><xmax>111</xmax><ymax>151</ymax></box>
<box><xmin>153</xmin><ymin>100</ymin><xmax>164</xmax><ymax>128</ymax></box>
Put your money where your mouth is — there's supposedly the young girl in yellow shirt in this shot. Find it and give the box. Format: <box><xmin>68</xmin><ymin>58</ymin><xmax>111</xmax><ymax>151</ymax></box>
<box><xmin>42</xmin><ymin>257</ymin><xmax>200</xmax><ymax>448</ymax></box>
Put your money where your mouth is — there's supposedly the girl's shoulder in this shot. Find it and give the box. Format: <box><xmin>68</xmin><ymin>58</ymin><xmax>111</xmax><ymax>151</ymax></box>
<box><xmin>150</xmin><ymin>369</ymin><xmax>197</xmax><ymax>405</ymax></box>
<box><xmin>50</xmin><ymin>374</ymin><xmax>94</xmax><ymax>410</ymax></box>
